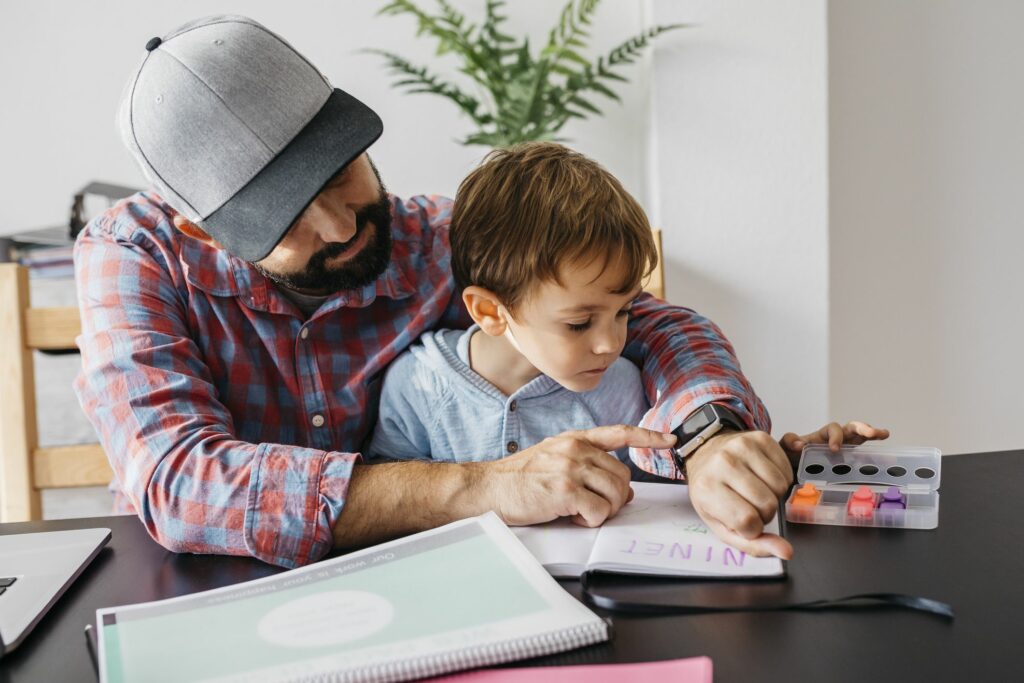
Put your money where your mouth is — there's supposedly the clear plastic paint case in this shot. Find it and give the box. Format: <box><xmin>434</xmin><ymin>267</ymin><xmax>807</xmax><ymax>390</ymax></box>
<box><xmin>784</xmin><ymin>444</ymin><xmax>941</xmax><ymax>529</ymax></box>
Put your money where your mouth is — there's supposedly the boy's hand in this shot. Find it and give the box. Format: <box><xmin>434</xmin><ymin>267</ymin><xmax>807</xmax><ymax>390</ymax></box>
<box><xmin>482</xmin><ymin>424</ymin><xmax>677</xmax><ymax>529</ymax></box>
<box><xmin>779</xmin><ymin>421</ymin><xmax>890</xmax><ymax>461</ymax></box>
<box><xmin>684</xmin><ymin>431</ymin><xmax>794</xmax><ymax>560</ymax></box>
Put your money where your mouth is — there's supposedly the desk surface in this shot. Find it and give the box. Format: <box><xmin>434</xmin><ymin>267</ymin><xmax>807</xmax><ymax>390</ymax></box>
<box><xmin>2</xmin><ymin>450</ymin><xmax>1021</xmax><ymax>682</ymax></box>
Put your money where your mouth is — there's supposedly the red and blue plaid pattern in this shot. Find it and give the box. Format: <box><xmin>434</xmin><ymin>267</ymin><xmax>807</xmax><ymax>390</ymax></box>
<box><xmin>74</xmin><ymin>192</ymin><xmax>769</xmax><ymax>568</ymax></box>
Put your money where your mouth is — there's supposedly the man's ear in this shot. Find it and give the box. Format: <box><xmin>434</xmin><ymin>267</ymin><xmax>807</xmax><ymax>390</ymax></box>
<box><xmin>462</xmin><ymin>286</ymin><xmax>509</xmax><ymax>337</ymax></box>
<box><xmin>172</xmin><ymin>215</ymin><xmax>224</xmax><ymax>249</ymax></box>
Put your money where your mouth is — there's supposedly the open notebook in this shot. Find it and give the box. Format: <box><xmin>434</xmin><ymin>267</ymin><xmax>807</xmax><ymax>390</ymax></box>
<box><xmin>96</xmin><ymin>513</ymin><xmax>608</xmax><ymax>683</ymax></box>
<box><xmin>513</xmin><ymin>482</ymin><xmax>785</xmax><ymax>578</ymax></box>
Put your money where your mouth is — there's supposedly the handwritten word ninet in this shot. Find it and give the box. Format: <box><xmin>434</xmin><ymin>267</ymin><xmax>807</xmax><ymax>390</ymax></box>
<box><xmin>619</xmin><ymin>539</ymin><xmax>747</xmax><ymax>567</ymax></box>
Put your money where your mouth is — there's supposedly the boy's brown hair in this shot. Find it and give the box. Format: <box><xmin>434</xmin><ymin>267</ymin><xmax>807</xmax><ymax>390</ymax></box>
<box><xmin>450</xmin><ymin>142</ymin><xmax>658</xmax><ymax>313</ymax></box>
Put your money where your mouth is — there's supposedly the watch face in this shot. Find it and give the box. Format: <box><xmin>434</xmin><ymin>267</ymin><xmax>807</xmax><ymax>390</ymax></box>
<box><xmin>682</xmin><ymin>404</ymin><xmax>716</xmax><ymax>435</ymax></box>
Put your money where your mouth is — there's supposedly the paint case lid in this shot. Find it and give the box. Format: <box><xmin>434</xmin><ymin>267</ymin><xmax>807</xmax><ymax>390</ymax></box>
<box><xmin>794</xmin><ymin>444</ymin><xmax>942</xmax><ymax>493</ymax></box>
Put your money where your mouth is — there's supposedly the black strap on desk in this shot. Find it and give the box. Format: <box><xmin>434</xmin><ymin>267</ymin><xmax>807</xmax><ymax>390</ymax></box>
<box><xmin>580</xmin><ymin>572</ymin><xmax>954</xmax><ymax>620</ymax></box>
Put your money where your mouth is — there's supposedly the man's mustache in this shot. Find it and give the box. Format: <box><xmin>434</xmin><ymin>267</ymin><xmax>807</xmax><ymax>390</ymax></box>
<box><xmin>308</xmin><ymin>204</ymin><xmax>381</xmax><ymax>265</ymax></box>
<box><xmin>314</xmin><ymin>222</ymin><xmax>368</xmax><ymax>261</ymax></box>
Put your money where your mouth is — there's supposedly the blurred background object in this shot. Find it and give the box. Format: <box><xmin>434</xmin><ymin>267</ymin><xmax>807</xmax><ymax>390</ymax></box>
<box><xmin>69</xmin><ymin>182</ymin><xmax>139</xmax><ymax>239</ymax></box>
<box><xmin>0</xmin><ymin>182</ymin><xmax>138</xmax><ymax>280</ymax></box>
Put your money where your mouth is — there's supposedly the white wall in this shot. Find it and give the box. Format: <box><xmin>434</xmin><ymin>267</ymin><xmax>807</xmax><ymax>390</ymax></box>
<box><xmin>828</xmin><ymin>0</ymin><xmax>1024</xmax><ymax>455</ymax></box>
<box><xmin>0</xmin><ymin>1</ymin><xmax>647</xmax><ymax>234</ymax></box>
<box><xmin>649</xmin><ymin>0</ymin><xmax>830</xmax><ymax>435</ymax></box>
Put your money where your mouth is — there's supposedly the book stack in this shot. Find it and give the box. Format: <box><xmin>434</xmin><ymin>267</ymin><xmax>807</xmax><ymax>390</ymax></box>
<box><xmin>16</xmin><ymin>243</ymin><xmax>75</xmax><ymax>279</ymax></box>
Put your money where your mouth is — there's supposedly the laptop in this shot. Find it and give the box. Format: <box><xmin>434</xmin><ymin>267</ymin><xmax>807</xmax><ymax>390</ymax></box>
<box><xmin>0</xmin><ymin>527</ymin><xmax>110</xmax><ymax>657</ymax></box>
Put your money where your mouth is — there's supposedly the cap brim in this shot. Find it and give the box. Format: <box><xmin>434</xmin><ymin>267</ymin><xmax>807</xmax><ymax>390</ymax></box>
<box><xmin>202</xmin><ymin>88</ymin><xmax>383</xmax><ymax>262</ymax></box>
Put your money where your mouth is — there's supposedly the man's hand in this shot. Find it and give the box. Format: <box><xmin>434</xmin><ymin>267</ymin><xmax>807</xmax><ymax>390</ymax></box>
<box><xmin>334</xmin><ymin>425</ymin><xmax>676</xmax><ymax>550</ymax></box>
<box><xmin>779</xmin><ymin>420</ymin><xmax>890</xmax><ymax>461</ymax></box>
<box><xmin>482</xmin><ymin>425</ymin><xmax>677</xmax><ymax>528</ymax></box>
<box><xmin>684</xmin><ymin>430</ymin><xmax>794</xmax><ymax>560</ymax></box>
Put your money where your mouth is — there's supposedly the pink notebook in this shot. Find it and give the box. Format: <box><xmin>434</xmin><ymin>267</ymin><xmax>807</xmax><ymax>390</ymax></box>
<box><xmin>427</xmin><ymin>657</ymin><xmax>713</xmax><ymax>682</ymax></box>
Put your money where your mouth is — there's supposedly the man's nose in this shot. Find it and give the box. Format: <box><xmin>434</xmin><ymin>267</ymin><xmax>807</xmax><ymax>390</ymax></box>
<box><xmin>305</xmin><ymin>196</ymin><xmax>358</xmax><ymax>244</ymax></box>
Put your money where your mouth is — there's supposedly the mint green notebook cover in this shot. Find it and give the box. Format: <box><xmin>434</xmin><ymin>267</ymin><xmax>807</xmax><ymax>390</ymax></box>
<box><xmin>98</xmin><ymin>513</ymin><xmax>607</xmax><ymax>682</ymax></box>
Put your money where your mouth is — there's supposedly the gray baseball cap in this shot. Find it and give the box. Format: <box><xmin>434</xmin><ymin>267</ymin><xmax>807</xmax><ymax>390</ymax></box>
<box><xmin>118</xmin><ymin>15</ymin><xmax>383</xmax><ymax>262</ymax></box>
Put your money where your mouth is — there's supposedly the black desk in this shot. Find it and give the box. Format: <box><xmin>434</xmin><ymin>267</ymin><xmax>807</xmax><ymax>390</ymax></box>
<box><xmin>3</xmin><ymin>450</ymin><xmax>1021</xmax><ymax>682</ymax></box>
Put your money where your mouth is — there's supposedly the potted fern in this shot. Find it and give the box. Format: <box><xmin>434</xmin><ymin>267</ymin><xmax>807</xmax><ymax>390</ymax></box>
<box><xmin>368</xmin><ymin>0</ymin><xmax>683</xmax><ymax>147</ymax></box>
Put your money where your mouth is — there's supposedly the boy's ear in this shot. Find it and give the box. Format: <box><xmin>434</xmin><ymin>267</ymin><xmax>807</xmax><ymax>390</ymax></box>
<box><xmin>462</xmin><ymin>286</ymin><xmax>509</xmax><ymax>336</ymax></box>
<box><xmin>172</xmin><ymin>215</ymin><xmax>224</xmax><ymax>249</ymax></box>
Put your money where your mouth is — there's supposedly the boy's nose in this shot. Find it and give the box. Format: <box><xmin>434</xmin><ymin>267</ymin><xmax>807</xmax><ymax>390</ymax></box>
<box><xmin>591</xmin><ymin>326</ymin><xmax>623</xmax><ymax>355</ymax></box>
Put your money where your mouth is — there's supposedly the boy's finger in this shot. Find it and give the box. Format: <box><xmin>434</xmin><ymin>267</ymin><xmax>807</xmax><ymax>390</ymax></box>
<box><xmin>797</xmin><ymin>429</ymin><xmax>830</xmax><ymax>447</ymax></box>
<box><xmin>568</xmin><ymin>424</ymin><xmax>676</xmax><ymax>452</ymax></box>
<box><xmin>843</xmin><ymin>420</ymin><xmax>873</xmax><ymax>439</ymax></box>
<box><xmin>825</xmin><ymin>422</ymin><xmax>844</xmax><ymax>451</ymax></box>
<box><xmin>856</xmin><ymin>422</ymin><xmax>887</xmax><ymax>436</ymax></box>
<box><xmin>841</xmin><ymin>422</ymin><xmax>891</xmax><ymax>446</ymax></box>
<box><xmin>846</xmin><ymin>422</ymin><xmax>890</xmax><ymax>440</ymax></box>
<box><xmin>780</xmin><ymin>432</ymin><xmax>802</xmax><ymax>451</ymax></box>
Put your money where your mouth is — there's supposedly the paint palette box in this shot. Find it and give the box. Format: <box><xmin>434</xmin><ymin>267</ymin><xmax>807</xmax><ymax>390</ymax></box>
<box><xmin>784</xmin><ymin>444</ymin><xmax>941</xmax><ymax>529</ymax></box>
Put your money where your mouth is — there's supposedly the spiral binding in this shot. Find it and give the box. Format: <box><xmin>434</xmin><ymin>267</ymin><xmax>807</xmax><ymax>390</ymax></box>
<box><xmin>290</xmin><ymin>620</ymin><xmax>609</xmax><ymax>683</ymax></box>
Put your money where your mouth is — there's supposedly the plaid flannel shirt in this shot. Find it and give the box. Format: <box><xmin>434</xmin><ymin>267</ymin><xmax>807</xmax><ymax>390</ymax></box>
<box><xmin>73</xmin><ymin>191</ymin><xmax>770</xmax><ymax>568</ymax></box>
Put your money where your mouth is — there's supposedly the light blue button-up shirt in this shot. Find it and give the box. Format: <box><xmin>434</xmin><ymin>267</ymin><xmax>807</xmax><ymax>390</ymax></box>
<box><xmin>367</xmin><ymin>326</ymin><xmax>663</xmax><ymax>480</ymax></box>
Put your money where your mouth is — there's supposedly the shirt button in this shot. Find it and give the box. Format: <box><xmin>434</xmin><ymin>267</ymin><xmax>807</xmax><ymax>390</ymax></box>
<box><xmin>311</xmin><ymin>414</ymin><xmax>325</xmax><ymax>428</ymax></box>
<box><xmin>506</xmin><ymin>441</ymin><xmax>519</xmax><ymax>453</ymax></box>
<box><xmin>508</xmin><ymin>400</ymin><xmax>518</xmax><ymax>412</ymax></box>
<box><xmin>300</xmin><ymin>328</ymin><xmax>309</xmax><ymax>340</ymax></box>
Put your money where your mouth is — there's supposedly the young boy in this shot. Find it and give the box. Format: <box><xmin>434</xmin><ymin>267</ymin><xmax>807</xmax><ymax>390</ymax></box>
<box><xmin>367</xmin><ymin>142</ymin><xmax>887</xmax><ymax>528</ymax></box>
<box><xmin>367</xmin><ymin>142</ymin><xmax>661</xmax><ymax>478</ymax></box>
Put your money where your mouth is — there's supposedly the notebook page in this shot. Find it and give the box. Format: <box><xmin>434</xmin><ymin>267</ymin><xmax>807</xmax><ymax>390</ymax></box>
<box><xmin>513</xmin><ymin>519</ymin><xmax>598</xmax><ymax>578</ymax></box>
<box><xmin>588</xmin><ymin>482</ymin><xmax>784</xmax><ymax>577</ymax></box>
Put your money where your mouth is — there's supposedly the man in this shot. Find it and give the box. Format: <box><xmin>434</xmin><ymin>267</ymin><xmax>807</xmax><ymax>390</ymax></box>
<box><xmin>75</xmin><ymin>15</ymin><xmax>795</xmax><ymax>569</ymax></box>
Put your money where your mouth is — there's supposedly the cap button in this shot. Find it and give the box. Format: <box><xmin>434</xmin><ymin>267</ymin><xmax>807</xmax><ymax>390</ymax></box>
<box><xmin>145</xmin><ymin>37</ymin><xmax>162</xmax><ymax>51</ymax></box>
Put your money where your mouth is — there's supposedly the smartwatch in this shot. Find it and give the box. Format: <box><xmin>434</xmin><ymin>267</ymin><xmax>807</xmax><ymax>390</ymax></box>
<box><xmin>670</xmin><ymin>403</ymin><xmax>746</xmax><ymax>472</ymax></box>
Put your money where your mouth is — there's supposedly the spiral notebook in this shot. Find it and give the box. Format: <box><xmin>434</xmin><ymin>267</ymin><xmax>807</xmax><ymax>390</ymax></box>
<box><xmin>95</xmin><ymin>513</ymin><xmax>608</xmax><ymax>683</ymax></box>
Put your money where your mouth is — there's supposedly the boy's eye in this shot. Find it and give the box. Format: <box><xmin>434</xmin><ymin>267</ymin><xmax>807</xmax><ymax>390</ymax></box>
<box><xmin>567</xmin><ymin>319</ymin><xmax>592</xmax><ymax>332</ymax></box>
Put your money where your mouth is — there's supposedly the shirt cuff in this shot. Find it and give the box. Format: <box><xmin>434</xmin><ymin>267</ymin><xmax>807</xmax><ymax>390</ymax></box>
<box><xmin>244</xmin><ymin>443</ymin><xmax>359</xmax><ymax>567</ymax></box>
<box><xmin>631</xmin><ymin>388</ymin><xmax>766</xmax><ymax>481</ymax></box>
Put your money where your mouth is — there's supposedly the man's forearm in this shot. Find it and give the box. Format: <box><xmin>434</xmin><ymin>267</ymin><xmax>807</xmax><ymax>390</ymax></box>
<box><xmin>331</xmin><ymin>461</ymin><xmax>491</xmax><ymax>549</ymax></box>
<box><xmin>624</xmin><ymin>295</ymin><xmax>770</xmax><ymax>431</ymax></box>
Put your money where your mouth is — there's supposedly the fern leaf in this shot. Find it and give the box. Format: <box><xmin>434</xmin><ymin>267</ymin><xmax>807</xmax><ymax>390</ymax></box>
<box><xmin>568</xmin><ymin>95</ymin><xmax>602</xmax><ymax>115</ymax></box>
<box><xmin>587</xmin><ymin>79</ymin><xmax>621</xmax><ymax>101</ymax></box>
<box><xmin>365</xmin><ymin>48</ymin><xmax>485</xmax><ymax>123</ymax></box>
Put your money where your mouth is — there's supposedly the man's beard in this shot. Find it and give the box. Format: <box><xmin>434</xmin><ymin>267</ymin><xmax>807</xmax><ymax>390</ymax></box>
<box><xmin>254</xmin><ymin>182</ymin><xmax>394</xmax><ymax>295</ymax></box>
